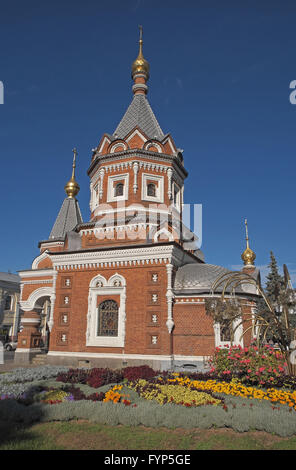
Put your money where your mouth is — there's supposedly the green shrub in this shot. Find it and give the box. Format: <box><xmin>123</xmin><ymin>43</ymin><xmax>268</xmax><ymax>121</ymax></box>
<box><xmin>209</xmin><ymin>344</ymin><xmax>287</xmax><ymax>386</ymax></box>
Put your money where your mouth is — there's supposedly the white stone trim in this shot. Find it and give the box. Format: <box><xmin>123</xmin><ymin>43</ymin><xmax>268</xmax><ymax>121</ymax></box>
<box><xmin>214</xmin><ymin>319</ymin><xmax>244</xmax><ymax>348</ymax></box>
<box><xmin>133</xmin><ymin>162</ymin><xmax>139</xmax><ymax>194</ymax></box>
<box><xmin>98</xmin><ymin>136</ymin><xmax>111</xmax><ymax>154</ymax></box>
<box><xmin>50</xmin><ymin>244</ymin><xmax>184</xmax><ymax>269</ymax></box>
<box><xmin>126</xmin><ymin>129</ymin><xmax>147</xmax><ymax>144</ymax></box>
<box><xmin>166</xmin><ymin>263</ymin><xmax>174</xmax><ymax>333</ymax></box>
<box><xmin>86</xmin><ymin>273</ymin><xmax>126</xmax><ymax>348</ymax></box>
<box><xmin>145</xmin><ymin>142</ymin><xmax>162</xmax><ymax>153</ymax></box>
<box><xmin>19</xmin><ymin>269</ymin><xmax>56</xmax><ymax>279</ymax></box>
<box><xmin>99</xmin><ymin>168</ymin><xmax>105</xmax><ymax>200</ymax></box>
<box><xmin>107</xmin><ymin>173</ymin><xmax>129</xmax><ymax>202</ymax></box>
<box><xmin>110</xmin><ymin>142</ymin><xmax>128</xmax><ymax>153</ymax></box>
<box><xmin>20</xmin><ymin>286</ymin><xmax>55</xmax><ymax>312</ymax></box>
<box><xmin>22</xmin><ymin>279</ymin><xmax>53</xmax><ymax>285</ymax></box>
<box><xmin>47</xmin><ymin>351</ymin><xmax>207</xmax><ymax>362</ymax></box>
<box><xmin>47</xmin><ymin>351</ymin><xmax>174</xmax><ymax>360</ymax></box>
<box><xmin>167</xmin><ymin>168</ymin><xmax>173</xmax><ymax>200</ymax></box>
<box><xmin>39</xmin><ymin>242</ymin><xmax>64</xmax><ymax>249</ymax></box>
<box><xmin>31</xmin><ymin>251</ymin><xmax>51</xmax><ymax>270</ymax></box>
<box><xmin>141</xmin><ymin>173</ymin><xmax>164</xmax><ymax>203</ymax></box>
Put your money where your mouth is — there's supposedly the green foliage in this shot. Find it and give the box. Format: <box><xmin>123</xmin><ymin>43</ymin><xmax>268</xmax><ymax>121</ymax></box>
<box><xmin>209</xmin><ymin>344</ymin><xmax>286</xmax><ymax>386</ymax></box>
<box><xmin>265</xmin><ymin>251</ymin><xmax>285</xmax><ymax>303</ymax></box>
<box><xmin>1</xmin><ymin>390</ymin><xmax>296</xmax><ymax>437</ymax></box>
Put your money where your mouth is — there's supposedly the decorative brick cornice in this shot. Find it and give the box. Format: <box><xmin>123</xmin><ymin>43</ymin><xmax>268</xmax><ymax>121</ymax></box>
<box><xmin>88</xmin><ymin>149</ymin><xmax>187</xmax><ymax>179</ymax></box>
<box><xmin>49</xmin><ymin>243</ymin><xmax>194</xmax><ymax>271</ymax></box>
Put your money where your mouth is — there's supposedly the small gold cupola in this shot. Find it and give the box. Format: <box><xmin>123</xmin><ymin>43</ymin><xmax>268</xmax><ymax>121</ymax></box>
<box><xmin>132</xmin><ymin>26</ymin><xmax>150</xmax><ymax>85</ymax></box>
<box><xmin>64</xmin><ymin>148</ymin><xmax>80</xmax><ymax>198</ymax></box>
<box><xmin>241</xmin><ymin>218</ymin><xmax>256</xmax><ymax>266</ymax></box>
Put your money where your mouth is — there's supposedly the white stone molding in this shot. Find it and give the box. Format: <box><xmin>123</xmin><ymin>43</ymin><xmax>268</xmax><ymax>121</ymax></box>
<box><xmin>20</xmin><ymin>286</ymin><xmax>54</xmax><ymax>312</ymax></box>
<box><xmin>107</xmin><ymin>173</ymin><xmax>129</xmax><ymax>203</ymax></box>
<box><xmin>144</xmin><ymin>142</ymin><xmax>162</xmax><ymax>153</ymax></box>
<box><xmin>162</xmin><ymin>135</ymin><xmax>176</xmax><ymax>154</ymax></box>
<box><xmin>165</xmin><ymin>263</ymin><xmax>175</xmax><ymax>333</ymax></box>
<box><xmin>126</xmin><ymin>129</ymin><xmax>147</xmax><ymax>144</ymax></box>
<box><xmin>19</xmin><ymin>269</ymin><xmax>56</xmax><ymax>279</ymax></box>
<box><xmin>167</xmin><ymin>168</ymin><xmax>173</xmax><ymax>200</ymax></box>
<box><xmin>50</xmin><ymin>244</ymin><xmax>192</xmax><ymax>271</ymax></box>
<box><xmin>98</xmin><ymin>136</ymin><xmax>111</xmax><ymax>154</ymax></box>
<box><xmin>86</xmin><ymin>273</ymin><xmax>126</xmax><ymax>347</ymax></box>
<box><xmin>89</xmin><ymin>182</ymin><xmax>94</xmax><ymax>211</ymax></box>
<box><xmin>39</xmin><ymin>242</ymin><xmax>64</xmax><ymax>250</ymax></box>
<box><xmin>133</xmin><ymin>162</ymin><xmax>139</xmax><ymax>194</ymax></box>
<box><xmin>32</xmin><ymin>250</ymin><xmax>50</xmax><ymax>270</ymax></box>
<box><xmin>21</xmin><ymin>279</ymin><xmax>53</xmax><ymax>285</ymax></box>
<box><xmin>110</xmin><ymin>142</ymin><xmax>128</xmax><ymax>153</ymax></box>
<box><xmin>47</xmin><ymin>351</ymin><xmax>177</xmax><ymax>361</ymax></box>
<box><xmin>48</xmin><ymin>270</ymin><xmax>58</xmax><ymax>332</ymax></box>
<box><xmin>214</xmin><ymin>318</ymin><xmax>244</xmax><ymax>348</ymax></box>
<box><xmin>141</xmin><ymin>173</ymin><xmax>164</xmax><ymax>203</ymax></box>
<box><xmin>99</xmin><ymin>168</ymin><xmax>105</xmax><ymax>200</ymax></box>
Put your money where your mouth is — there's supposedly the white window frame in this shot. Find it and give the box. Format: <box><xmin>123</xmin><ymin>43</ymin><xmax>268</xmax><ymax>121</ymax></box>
<box><xmin>214</xmin><ymin>318</ymin><xmax>244</xmax><ymax>348</ymax></box>
<box><xmin>172</xmin><ymin>182</ymin><xmax>181</xmax><ymax>212</ymax></box>
<box><xmin>86</xmin><ymin>274</ymin><xmax>126</xmax><ymax>347</ymax></box>
<box><xmin>107</xmin><ymin>173</ymin><xmax>129</xmax><ymax>203</ymax></box>
<box><xmin>141</xmin><ymin>173</ymin><xmax>164</xmax><ymax>203</ymax></box>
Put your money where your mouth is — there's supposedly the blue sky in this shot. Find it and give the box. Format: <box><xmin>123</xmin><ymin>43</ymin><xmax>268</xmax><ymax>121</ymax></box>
<box><xmin>0</xmin><ymin>0</ymin><xmax>295</xmax><ymax>283</ymax></box>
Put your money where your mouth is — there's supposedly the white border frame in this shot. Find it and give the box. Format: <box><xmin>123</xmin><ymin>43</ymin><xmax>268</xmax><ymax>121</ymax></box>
<box><xmin>86</xmin><ymin>273</ymin><xmax>126</xmax><ymax>347</ymax></box>
<box><xmin>141</xmin><ymin>173</ymin><xmax>164</xmax><ymax>203</ymax></box>
<box><xmin>107</xmin><ymin>173</ymin><xmax>129</xmax><ymax>202</ymax></box>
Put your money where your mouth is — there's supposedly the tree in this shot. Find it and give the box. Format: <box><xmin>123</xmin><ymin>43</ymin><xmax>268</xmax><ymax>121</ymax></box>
<box><xmin>265</xmin><ymin>251</ymin><xmax>285</xmax><ymax>304</ymax></box>
<box><xmin>205</xmin><ymin>264</ymin><xmax>296</xmax><ymax>375</ymax></box>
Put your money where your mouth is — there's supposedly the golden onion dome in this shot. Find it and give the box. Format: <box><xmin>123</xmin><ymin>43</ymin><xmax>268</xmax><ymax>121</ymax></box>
<box><xmin>241</xmin><ymin>246</ymin><xmax>256</xmax><ymax>266</ymax></box>
<box><xmin>241</xmin><ymin>219</ymin><xmax>256</xmax><ymax>266</ymax></box>
<box><xmin>132</xmin><ymin>26</ymin><xmax>150</xmax><ymax>80</ymax></box>
<box><xmin>65</xmin><ymin>148</ymin><xmax>80</xmax><ymax>198</ymax></box>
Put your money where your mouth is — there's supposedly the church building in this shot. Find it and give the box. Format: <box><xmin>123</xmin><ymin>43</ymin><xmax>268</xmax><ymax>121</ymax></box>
<box><xmin>16</xmin><ymin>31</ymin><xmax>259</xmax><ymax>370</ymax></box>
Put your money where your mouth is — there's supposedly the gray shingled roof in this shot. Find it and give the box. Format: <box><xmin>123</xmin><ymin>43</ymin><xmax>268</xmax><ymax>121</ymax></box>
<box><xmin>174</xmin><ymin>263</ymin><xmax>258</xmax><ymax>295</ymax></box>
<box><xmin>114</xmin><ymin>94</ymin><xmax>164</xmax><ymax>140</ymax></box>
<box><xmin>0</xmin><ymin>272</ymin><xmax>20</xmax><ymax>284</ymax></box>
<box><xmin>49</xmin><ymin>197</ymin><xmax>83</xmax><ymax>240</ymax></box>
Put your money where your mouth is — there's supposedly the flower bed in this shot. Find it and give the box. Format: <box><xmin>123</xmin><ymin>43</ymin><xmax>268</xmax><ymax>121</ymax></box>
<box><xmin>130</xmin><ymin>379</ymin><xmax>221</xmax><ymax>407</ymax></box>
<box><xmin>1</xmin><ymin>365</ymin><xmax>296</xmax><ymax>436</ymax></box>
<box><xmin>209</xmin><ymin>344</ymin><xmax>287</xmax><ymax>386</ymax></box>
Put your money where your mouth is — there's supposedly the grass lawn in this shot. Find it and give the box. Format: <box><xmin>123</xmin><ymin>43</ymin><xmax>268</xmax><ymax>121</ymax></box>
<box><xmin>1</xmin><ymin>420</ymin><xmax>296</xmax><ymax>450</ymax></box>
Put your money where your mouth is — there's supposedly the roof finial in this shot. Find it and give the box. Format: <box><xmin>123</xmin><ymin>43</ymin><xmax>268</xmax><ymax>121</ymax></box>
<box><xmin>241</xmin><ymin>218</ymin><xmax>256</xmax><ymax>266</ymax></box>
<box><xmin>72</xmin><ymin>147</ymin><xmax>77</xmax><ymax>179</ymax></box>
<box><xmin>131</xmin><ymin>26</ymin><xmax>150</xmax><ymax>92</ymax></box>
<box><xmin>64</xmin><ymin>148</ymin><xmax>80</xmax><ymax>198</ymax></box>
<box><xmin>245</xmin><ymin>218</ymin><xmax>249</xmax><ymax>248</ymax></box>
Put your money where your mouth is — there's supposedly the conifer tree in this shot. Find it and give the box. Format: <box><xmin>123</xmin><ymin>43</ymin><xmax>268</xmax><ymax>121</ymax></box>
<box><xmin>265</xmin><ymin>251</ymin><xmax>285</xmax><ymax>304</ymax></box>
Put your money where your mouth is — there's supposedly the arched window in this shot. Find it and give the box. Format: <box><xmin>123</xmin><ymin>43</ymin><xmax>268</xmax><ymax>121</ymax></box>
<box><xmin>97</xmin><ymin>300</ymin><xmax>118</xmax><ymax>337</ymax></box>
<box><xmin>147</xmin><ymin>183</ymin><xmax>156</xmax><ymax>197</ymax></box>
<box><xmin>220</xmin><ymin>322</ymin><xmax>232</xmax><ymax>342</ymax></box>
<box><xmin>114</xmin><ymin>183</ymin><xmax>124</xmax><ymax>197</ymax></box>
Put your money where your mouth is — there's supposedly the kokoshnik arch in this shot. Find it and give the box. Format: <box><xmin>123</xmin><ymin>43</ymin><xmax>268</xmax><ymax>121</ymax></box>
<box><xmin>16</xmin><ymin>29</ymin><xmax>259</xmax><ymax>370</ymax></box>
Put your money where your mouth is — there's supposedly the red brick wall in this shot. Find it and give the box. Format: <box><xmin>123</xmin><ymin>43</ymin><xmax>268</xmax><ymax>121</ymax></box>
<box><xmin>173</xmin><ymin>302</ymin><xmax>216</xmax><ymax>357</ymax></box>
<box><xmin>49</xmin><ymin>263</ymin><xmax>171</xmax><ymax>356</ymax></box>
